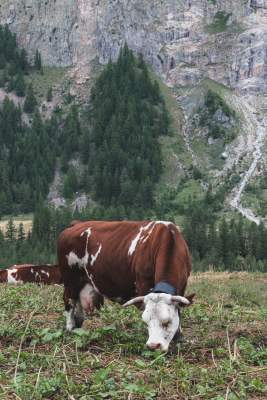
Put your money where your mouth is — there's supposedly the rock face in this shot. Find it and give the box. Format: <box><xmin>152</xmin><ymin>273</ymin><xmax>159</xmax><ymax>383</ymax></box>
<box><xmin>1</xmin><ymin>0</ymin><xmax>267</xmax><ymax>93</ymax></box>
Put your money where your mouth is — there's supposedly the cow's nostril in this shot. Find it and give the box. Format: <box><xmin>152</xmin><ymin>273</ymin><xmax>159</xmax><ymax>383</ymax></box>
<box><xmin>147</xmin><ymin>343</ymin><xmax>161</xmax><ymax>350</ymax></box>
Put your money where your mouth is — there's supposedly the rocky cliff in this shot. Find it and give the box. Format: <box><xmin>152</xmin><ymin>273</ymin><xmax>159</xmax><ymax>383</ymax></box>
<box><xmin>1</xmin><ymin>0</ymin><xmax>267</xmax><ymax>92</ymax></box>
<box><xmin>0</xmin><ymin>0</ymin><xmax>266</xmax><ymax>223</ymax></box>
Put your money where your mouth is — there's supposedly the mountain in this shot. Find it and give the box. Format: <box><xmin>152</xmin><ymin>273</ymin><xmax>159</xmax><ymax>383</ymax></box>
<box><xmin>0</xmin><ymin>0</ymin><xmax>267</xmax><ymax>224</ymax></box>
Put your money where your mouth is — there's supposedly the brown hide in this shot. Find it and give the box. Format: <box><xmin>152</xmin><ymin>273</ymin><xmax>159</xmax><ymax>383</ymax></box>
<box><xmin>58</xmin><ymin>221</ymin><xmax>192</xmax><ymax>308</ymax></box>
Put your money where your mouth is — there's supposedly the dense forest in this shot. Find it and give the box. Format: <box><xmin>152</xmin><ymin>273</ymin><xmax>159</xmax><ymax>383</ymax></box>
<box><xmin>86</xmin><ymin>46</ymin><xmax>169</xmax><ymax>211</ymax></box>
<box><xmin>0</xmin><ymin>26</ymin><xmax>266</xmax><ymax>272</ymax></box>
<box><xmin>0</xmin><ymin>31</ymin><xmax>168</xmax><ymax>217</ymax></box>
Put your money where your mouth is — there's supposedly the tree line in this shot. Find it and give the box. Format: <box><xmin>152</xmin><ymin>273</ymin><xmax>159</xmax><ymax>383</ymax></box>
<box><xmin>183</xmin><ymin>195</ymin><xmax>267</xmax><ymax>272</ymax></box>
<box><xmin>0</xmin><ymin>200</ymin><xmax>266</xmax><ymax>272</ymax></box>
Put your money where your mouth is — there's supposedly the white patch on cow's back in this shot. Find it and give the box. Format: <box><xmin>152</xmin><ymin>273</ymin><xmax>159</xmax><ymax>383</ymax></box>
<box><xmin>128</xmin><ymin>222</ymin><xmax>154</xmax><ymax>256</ymax></box>
<box><xmin>41</xmin><ymin>270</ymin><xmax>50</xmax><ymax>277</ymax></box>
<box><xmin>81</xmin><ymin>227</ymin><xmax>92</xmax><ymax>237</ymax></box>
<box><xmin>67</xmin><ymin>227</ymin><xmax>92</xmax><ymax>269</ymax></box>
<box><xmin>7</xmin><ymin>269</ymin><xmax>22</xmax><ymax>284</ymax></box>
<box><xmin>155</xmin><ymin>221</ymin><xmax>172</xmax><ymax>227</ymax></box>
<box><xmin>90</xmin><ymin>244</ymin><xmax>102</xmax><ymax>266</ymax></box>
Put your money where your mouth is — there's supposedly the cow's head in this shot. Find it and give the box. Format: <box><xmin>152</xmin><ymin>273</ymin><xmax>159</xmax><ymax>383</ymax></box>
<box><xmin>123</xmin><ymin>292</ymin><xmax>194</xmax><ymax>352</ymax></box>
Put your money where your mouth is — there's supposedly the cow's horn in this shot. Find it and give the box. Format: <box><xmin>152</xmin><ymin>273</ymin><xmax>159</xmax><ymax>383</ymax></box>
<box><xmin>171</xmin><ymin>295</ymin><xmax>190</xmax><ymax>305</ymax></box>
<box><xmin>123</xmin><ymin>296</ymin><xmax>145</xmax><ymax>307</ymax></box>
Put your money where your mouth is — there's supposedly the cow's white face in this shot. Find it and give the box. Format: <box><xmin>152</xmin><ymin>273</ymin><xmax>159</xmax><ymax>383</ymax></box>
<box><xmin>142</xmin><ymin>293</ymin><xmax>181</xmax><ymax>352</ymax></box>
<box><xmin>124</xmin><ymin>292</ymin><xmax>191</xmax><ymax>352</ymax></box>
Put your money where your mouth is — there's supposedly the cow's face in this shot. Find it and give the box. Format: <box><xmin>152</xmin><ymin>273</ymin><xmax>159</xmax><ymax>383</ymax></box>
<box><xmin>124</xmin><ymin>293</ymin><xmax>192</xmax><ymax>352</ymax></box>
<box><xmin>142</xmin><ymin>293</ymin><xmax>182</xmax><ymax>352</ymax></box>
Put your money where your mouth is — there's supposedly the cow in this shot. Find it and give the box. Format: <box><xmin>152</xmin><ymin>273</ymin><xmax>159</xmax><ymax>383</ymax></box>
<box><xmin>0</xmin><ymin>264</ymin><xmax>62</xmax><ymax>285</ymax></box>
<box><xmin>58</xmin><ymin>220</ymin><xmax>194</xmax><ymax>352</ymax></box>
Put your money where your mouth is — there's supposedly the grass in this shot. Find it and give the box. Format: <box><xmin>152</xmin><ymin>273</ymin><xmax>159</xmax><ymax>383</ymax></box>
<box><xmin>207</xmin><ymin>12</ymin><xmax>232</xmax><ymax>34</ymax></box>
<box><xmin>0</xmin><ymin>273</ymin><xmax>266</xmax><ymax>399</ymax></box>
<box><xmin>26</xmin><ymin>67</ymin><xmax>67</xmax><ymax>102</ymax></box>
<box><xmin>148</xmin><ymin>68</ymin><xmax>193</xmax><ymax>184</ymax></box>
<box><xmin>175</xmin><ymin>179</ymin><xmax>204</xmax><ymax>206</ymax></box>
<box><xmin>240</xmin><ymin>174</ymin><xmax>267</xmax><ymax>219</ymax></box>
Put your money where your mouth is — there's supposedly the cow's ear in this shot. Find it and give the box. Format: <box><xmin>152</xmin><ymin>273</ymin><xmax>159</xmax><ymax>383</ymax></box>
<box><xmin>180</xmin><ymin>293</ymin><xmax>196</xmax><ymax>307</ymax></box>
<box><xmin>123</xmin><ymin>296</ymin><xmax>145</xmax><ymax>307</ymax></box>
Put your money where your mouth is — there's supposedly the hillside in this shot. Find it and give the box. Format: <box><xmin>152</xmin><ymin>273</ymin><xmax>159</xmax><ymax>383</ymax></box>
<box><xmin>0</xmin><ymin>0</ymin><xmax>266</xmax><ymax>225</ymax></box>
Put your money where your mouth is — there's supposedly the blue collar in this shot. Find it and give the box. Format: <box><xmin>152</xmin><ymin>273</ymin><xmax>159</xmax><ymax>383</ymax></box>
<box><xmin>152</xmin><ymin>281</ymin><xmax>176</xmax><ymax>296</ymax></box>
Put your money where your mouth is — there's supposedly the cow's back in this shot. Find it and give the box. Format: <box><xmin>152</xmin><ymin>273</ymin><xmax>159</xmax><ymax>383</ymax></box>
<box><xmin>58</xmin><ymin>221</ymin><xmax>147</xmax><ymax>300</ymax></box>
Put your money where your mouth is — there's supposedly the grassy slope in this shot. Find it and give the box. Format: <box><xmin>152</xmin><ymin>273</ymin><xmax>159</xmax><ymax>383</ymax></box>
<box><xmin>151</xmin><ymin>72</ymin><xmax>205</xmax><ymax>224</ymax></box>
<box><xmin>26</xmin><ymin>67</ymin><xmax>67</xmax><ymax>102</ymax></box>
<box><xmin>0</xmin><ymin>273</ymin><xmax>266</xmax><ymax>399</ymax></box>
<box><xmin>150</xmin><ymin>69</ymin><xmax>193</xmax><ymax>183</ymax></box>
<box><xmin>187</xmin><ymin>79</ymin><xmax>240</xmax><ymax>174</ymax></box>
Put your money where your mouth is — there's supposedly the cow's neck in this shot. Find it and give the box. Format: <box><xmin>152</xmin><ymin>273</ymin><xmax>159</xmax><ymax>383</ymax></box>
<box><xmin>152</xmin><ymin>281</ymin><xmax>176</xmax><ymax>295</ymax></box>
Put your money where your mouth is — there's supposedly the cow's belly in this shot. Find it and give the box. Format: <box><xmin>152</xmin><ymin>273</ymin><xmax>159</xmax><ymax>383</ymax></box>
<box><xmin>89</xmin><ymin>264</ymin><xmax>136</xmax><ymax>301</ymax></box>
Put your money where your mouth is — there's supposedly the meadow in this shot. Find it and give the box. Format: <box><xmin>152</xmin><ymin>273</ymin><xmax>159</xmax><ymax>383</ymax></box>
<box><xmin>0</xmin><ymin>272</ymin><xmax>266</xmax><ymax>399</ymax></box>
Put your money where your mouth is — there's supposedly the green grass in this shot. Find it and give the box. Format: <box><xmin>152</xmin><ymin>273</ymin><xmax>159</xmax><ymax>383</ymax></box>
<box><xmin>0</xmin><ymin>214</ymin><xmax>33</xmax><ymax>222</ymax></box>
<box><xmin>26</xmin><ymin>67</ymin><xmax>67</xmax><ymax>102</ymax></box>
<box><xmin>207</xmin><ymin>12</ymin><xmax>232</xmax><ymax>34</ymax></box>
<box><xmin>175</xmin><ymin>179</ymin><xmax>204</xmax><ymax>205</ymax></box>
<box><xmin>148</xmin><ymin>68</ymin><xmax>193</xmax><ymax>182</ymax></box>
<box><xmin>0</xmin><ymin>273</ymin><xmax>266</xmax><ymax>399</ymax></box>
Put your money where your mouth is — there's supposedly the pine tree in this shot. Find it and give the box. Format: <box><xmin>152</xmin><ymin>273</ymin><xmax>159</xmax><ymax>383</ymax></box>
<box><xmin>62</xmin><ymin>167</ymin><xmax>79</xmax><ymax>199</ymax></box>
<box><xmin>0</xmin><ymin>53</ymin><xmax>5</xmax><ymax>69</ymax></box>
<box><xmin>17</xmin><ymin>223</ymin><xmax>26</xmax><ymax>244</ymax></box>
<box><xmin>5</xmin><ymin>218</ymin><xmax>16</xmax><ymax>243</ymax></box>
<box><xmin>23</xmin><ymin>84</ymin><xmax>37</xmax><ymax>113</ymax></box>
<box><xmin>46</xmin><ymin>86</ymin><xmax>53</xmax><ymax>102</ymax></box>
<box><xmin>19</xmin><ymin>49</ymin><xmax>28</xmax><ymax>72</ymax></box>
<box><xmin>14</xmin><ymin>72</ymin><xmax>26</xmax><ymax>97</ymax></box>
<box><xmin>34</xmin><ymin>49</ymin><xmax>42</xmax><ymax>72</ymax></box>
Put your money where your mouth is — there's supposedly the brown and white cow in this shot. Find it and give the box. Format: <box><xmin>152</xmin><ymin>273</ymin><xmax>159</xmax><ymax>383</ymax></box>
<box><xmin>0</xmin><ymin>264</ymin><xmax>62</xmax><ymax>285</ymax></box>
<box><xmin>58</xmin><ymin>220</ymin><xmax>194</xmax><ymax>352</ymax></box>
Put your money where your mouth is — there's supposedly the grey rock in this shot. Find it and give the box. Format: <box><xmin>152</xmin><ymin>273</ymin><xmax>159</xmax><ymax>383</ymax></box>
<box><xmin>1</xmin><ymin>0</ymin><xmax>267</xmax><ymax>92</ymax></box>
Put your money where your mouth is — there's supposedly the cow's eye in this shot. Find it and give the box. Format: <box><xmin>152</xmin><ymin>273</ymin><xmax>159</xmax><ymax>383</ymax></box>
<box><xmin>162</xmin><ymin>321</ymin><xmax>170</xmax><ymax>328</ymax></box>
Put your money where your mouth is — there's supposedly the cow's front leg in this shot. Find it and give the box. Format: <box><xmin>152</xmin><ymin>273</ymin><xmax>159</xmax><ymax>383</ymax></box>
<box><xmin>64</xmin><ymin>287</ymin><xmax>80</xmax><ymax>331</ymax></box>
<box><xmin>74</xmin><ymin>300</ymin><xmax>85</xmax><ymax>328</ymax></box>
<box><xmin>65</xmin><ymin>299</ymin><xmax>77</xmax><ymax>331</ymax></box>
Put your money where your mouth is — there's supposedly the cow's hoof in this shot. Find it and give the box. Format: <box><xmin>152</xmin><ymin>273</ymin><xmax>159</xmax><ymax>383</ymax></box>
<box><xmin>74</xmin><ymin>315</ymin><xmax>84</xmax><ymax>328</ymax></box>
